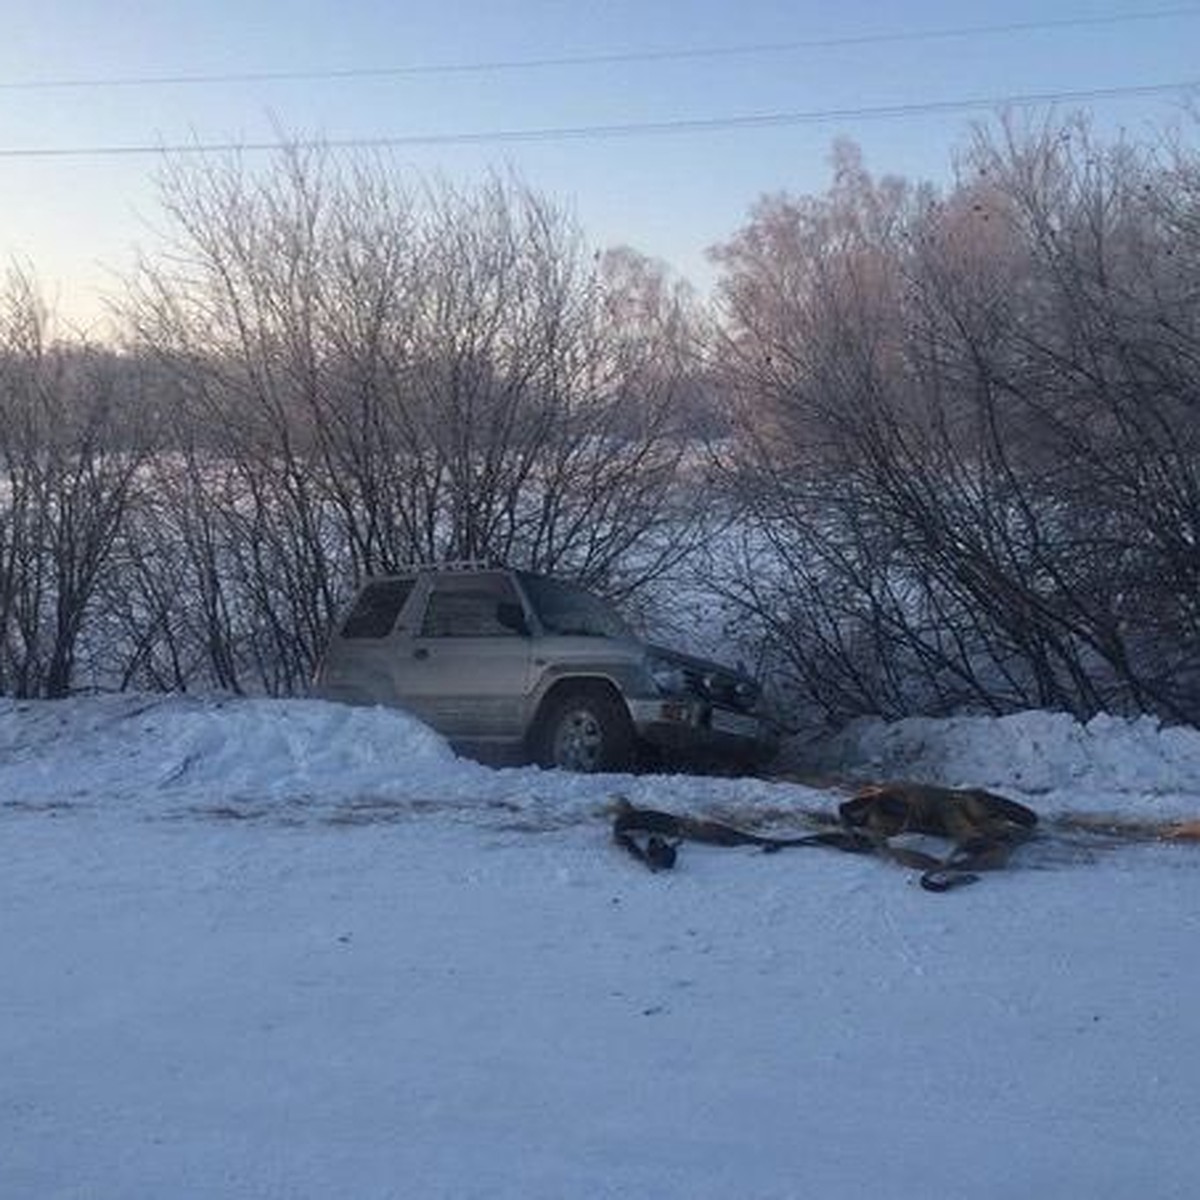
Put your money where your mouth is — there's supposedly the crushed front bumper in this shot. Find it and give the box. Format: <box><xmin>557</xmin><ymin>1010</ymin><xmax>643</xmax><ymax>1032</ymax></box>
<box><xmin>628</xmin><ymin>697</ymin><xmax>779</xmax><ymax>765</ymax></box>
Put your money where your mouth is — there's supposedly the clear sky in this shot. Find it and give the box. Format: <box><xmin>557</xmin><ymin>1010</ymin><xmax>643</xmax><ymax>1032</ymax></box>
<box><xmin>2</xmin><ymin>1</ymin><xmax>1197</xmax><ymax>333</ymax></box>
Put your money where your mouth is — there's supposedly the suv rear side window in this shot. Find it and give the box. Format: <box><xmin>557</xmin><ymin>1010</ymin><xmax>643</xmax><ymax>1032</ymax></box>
<box><xmin>340</xmin><ymin>579</ymin><xmax>415</xmax><ymax>639</ymax></box>
<box><xmin>420</xmin><ymin>576</ymin><xmax>524</xmax><ymax>637</ymax></box>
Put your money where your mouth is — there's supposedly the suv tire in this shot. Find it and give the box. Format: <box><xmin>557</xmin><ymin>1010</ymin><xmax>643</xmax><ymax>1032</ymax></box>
<box><xmin>532</xmin><ymin>683</ymin><xmax>636</xmax><ymax>773</ymax></box>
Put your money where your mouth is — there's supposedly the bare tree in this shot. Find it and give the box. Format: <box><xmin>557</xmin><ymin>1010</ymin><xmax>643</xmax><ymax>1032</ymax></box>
<box><xmin>710</xmin><ymin>119</ymin><xmax>1200</xmax><ymax>727</ymax></box>
<box><xmin>0</xmin><ymin>267</ymin><xmax>153</xmax><ymax>697</ymax></box>
<box><xmin>118</xmin><ymin>146</ymin><xmax>705</xmax><ymax>693</ymax></box>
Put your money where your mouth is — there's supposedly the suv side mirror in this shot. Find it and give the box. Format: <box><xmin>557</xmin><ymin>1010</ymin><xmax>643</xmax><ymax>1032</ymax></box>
<box><xmin>496</xmin><ymin>601</ymin><xmax>530</xmax><ymax>636</ymax></box>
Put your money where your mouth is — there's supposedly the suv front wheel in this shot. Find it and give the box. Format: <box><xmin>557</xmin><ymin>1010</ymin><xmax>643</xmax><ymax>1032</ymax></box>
<box><xmin>532</xmin><ymin>683</ymin><xmax>636</xmax><ymax>773</ymax></box>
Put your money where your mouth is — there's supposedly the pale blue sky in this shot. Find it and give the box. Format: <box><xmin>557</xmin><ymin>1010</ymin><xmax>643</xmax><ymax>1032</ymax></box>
<box><xmin>2</xmin><ymin>1</ymin><xmax>1197</xmax><ymax>331</ymax></box>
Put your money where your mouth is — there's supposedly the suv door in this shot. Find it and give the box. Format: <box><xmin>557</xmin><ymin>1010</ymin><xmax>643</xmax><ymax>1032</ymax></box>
<box><xmin>397</xmin><ymin>572</ymin><xmax>534</xmax><ymax>740</ymax></box>
<box><xmin>314</xmin><ymin>577</ymin><xmax>418</xmax><ymax>706</ymax></box>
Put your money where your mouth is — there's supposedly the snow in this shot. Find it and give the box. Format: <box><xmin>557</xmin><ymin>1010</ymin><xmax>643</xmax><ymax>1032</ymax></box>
<box><xmin>2</xmin><ymin>695</ymin><xmax>1199</xmax><ymax>1199</ymax></box>
<box><xmin>791</xmin><ymin>709</ymin><xmax>1200</xmax><ymax>820</ymax></box>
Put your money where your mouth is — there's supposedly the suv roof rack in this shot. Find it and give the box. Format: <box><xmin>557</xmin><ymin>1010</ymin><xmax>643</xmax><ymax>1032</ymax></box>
<box><xmin>389</xmin><ymin>558</ymin><xmax>504</xmax><ymax>575</ymax></box>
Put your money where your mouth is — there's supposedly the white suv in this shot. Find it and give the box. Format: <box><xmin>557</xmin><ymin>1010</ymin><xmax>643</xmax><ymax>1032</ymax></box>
<box><xmin>312</xmin><ymin>563</ymin><xmax>778</xmax><ymax>773</ymax></box>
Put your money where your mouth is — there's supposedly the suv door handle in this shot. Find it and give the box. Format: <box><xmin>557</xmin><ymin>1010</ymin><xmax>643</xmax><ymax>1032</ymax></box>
<box><xmin>413</xmin><ymin>647</ymin><xmax>430</xmax><ymax>659</ymax></box>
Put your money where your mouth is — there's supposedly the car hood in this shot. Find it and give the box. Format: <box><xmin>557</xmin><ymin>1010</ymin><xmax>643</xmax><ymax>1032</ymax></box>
<box><xmin>646</xmin><ymin>644</ymin><xmax>762</xmax><ymax>712</ymax></box>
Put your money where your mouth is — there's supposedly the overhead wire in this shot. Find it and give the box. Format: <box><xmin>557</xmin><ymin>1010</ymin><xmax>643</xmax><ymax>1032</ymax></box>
<box><xmin>0</xmin><ymin>79</ymin><xmax>1196</xmax><ymax>160</ymax></box>
<box><xmin>0</xmin><ymin>6</ymin><xmax>1197</xmax><ymax>90</ymax></box>
<box><xmin>0</xmin><ymin>8</ymin><xmax>1195</xmax><ymax>160</ymax></box>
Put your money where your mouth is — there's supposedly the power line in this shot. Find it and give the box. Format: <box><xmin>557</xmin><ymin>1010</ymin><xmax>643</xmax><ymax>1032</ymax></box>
<box><xmin>1</xmin><ymin>7</ymin><xmax>1198</xmax><ymax>90</ymax></box>
<box><xmin>1</xmin><ymin>79</ymin><xmax>1195</xmax><ymax>160</ymax></box>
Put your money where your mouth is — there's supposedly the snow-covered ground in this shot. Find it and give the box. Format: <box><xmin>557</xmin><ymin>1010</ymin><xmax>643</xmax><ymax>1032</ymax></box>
<box><xmin>3</xmin><ymin>694</ymin><xmax>1198</xmax><ymax>1199</ymax></box>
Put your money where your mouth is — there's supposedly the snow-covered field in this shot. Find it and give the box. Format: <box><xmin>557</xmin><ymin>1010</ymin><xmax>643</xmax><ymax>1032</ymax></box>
<box><xmin>3</xmin><ymin>694</ymin><xmax>1199</xmax><ymax>1199</ymax></box>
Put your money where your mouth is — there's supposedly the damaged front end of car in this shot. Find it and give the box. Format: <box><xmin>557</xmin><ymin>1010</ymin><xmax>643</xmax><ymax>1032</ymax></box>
<box><xmin>630</xmin><ymin>645</ymin><xmax>780</xmax><ymax>769</ymax></box>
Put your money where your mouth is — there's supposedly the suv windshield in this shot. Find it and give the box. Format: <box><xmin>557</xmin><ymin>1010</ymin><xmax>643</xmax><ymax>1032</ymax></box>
<box><xmin>517</xmin><ymin>572</ymin><xmax>633</xmax><ymax>640</ymax></box>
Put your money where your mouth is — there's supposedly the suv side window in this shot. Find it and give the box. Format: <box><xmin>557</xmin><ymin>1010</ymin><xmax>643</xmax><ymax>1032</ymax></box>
<box><xmin>420</xmin><ymin>576</ymin><xmax>525</xmax><ymax>638</ymax></box>
<box><xmin>340</xmin><ymin>579</ymin><xmax>415</xmax><ymax>639</ymax></box>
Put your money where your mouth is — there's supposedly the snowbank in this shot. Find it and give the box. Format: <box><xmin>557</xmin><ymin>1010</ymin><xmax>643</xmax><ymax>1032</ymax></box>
<box><xmin>5</xmin><ymin>694</ymin><xmax>1200</xmax><ymax>826</ymax></box>
<box><xmin>0</xmin><ymin>693</ymin><xmax>459</xmax><ymax>808</ymax></box>
<box><xmin>0</xmin><ymin>693</ymin><xmax>813</xmax><ymax>830</ymax></box>
<box><xmin>792</xmin><ymin>709</ymin><xmax>1200</xmax><ymax>818</ymax></box>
